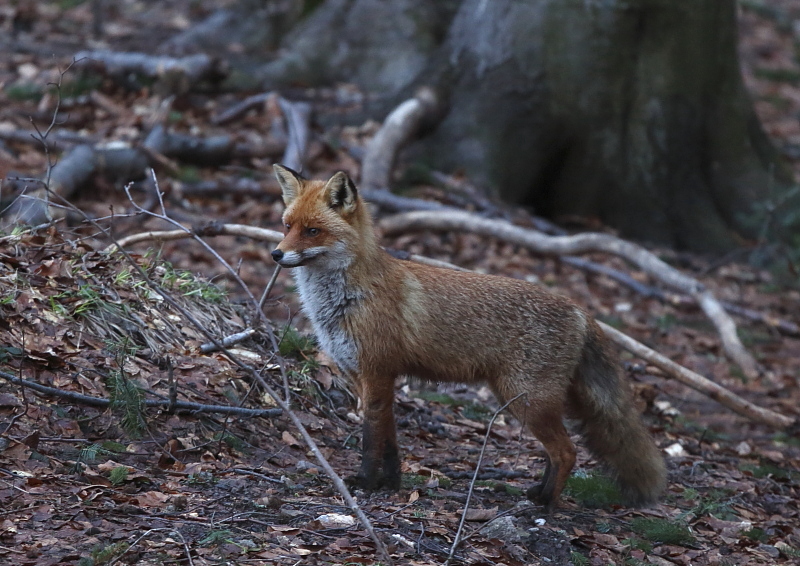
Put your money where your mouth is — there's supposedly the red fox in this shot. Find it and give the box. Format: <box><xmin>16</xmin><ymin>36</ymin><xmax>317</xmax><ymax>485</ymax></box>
<box><xmin>270</xmin><ymin>165</ymin><xmax>666</xmax><ymax>509</ymax></box>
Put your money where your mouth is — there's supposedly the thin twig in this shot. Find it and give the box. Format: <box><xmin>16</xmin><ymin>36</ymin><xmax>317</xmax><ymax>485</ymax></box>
<box><xmin>0</xmin><ymin>370</ymin><xmax>282</xmax><ymax>418</ymax></box>
<box><xmin>259</xmin><ymin>264</ymin><xmax>283</xmax><ymax>309</ymax></box>
<box><xmin>200</xmin><ymin>328</ymin><xmax>258</xmax><ymax>353</ymax></box>
<box><xmin>446</xmin><ymin>393</ymin><xmax>525</xmax><ymax>566</ymax></box>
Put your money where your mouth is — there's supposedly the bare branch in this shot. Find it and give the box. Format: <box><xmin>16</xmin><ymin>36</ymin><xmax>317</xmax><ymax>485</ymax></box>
<box><xmin>446</xmin><ymin>393</ymin><xmax>525</xmax><ymax>566</ymax></box>
<box><xmin>597</xmin><ymin>322</ymin><xmax>794</xmax><ymax>429</ymax></box>
<box><xmin>278</xmin><ymin>97</ymin><xmax>312</xmax><ymax>172</ymax></box>
<box><xmin>0</xmin><ymin>370</ymin><xmax>282</xmax><ymax>418</ymax></box>
<box><xmin>212</xmin><ymin>92</ymin><xmax>273</xmax><ymax>126</ymax></box>
<box><xmin>361</xmin><ymin>88</ymin><xmax>440</xmax><ymax>191</ymax></box>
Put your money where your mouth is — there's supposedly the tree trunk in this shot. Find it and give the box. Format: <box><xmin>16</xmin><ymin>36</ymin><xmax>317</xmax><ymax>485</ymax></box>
<box><xmin>254</xmin><ymin>0</ymin><xmax>796</xmax><ymax>253</ymax></box>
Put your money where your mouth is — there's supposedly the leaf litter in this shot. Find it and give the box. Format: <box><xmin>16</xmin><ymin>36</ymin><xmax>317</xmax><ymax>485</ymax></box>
<box><xmin>0</xmin><ymin>1</ymin><xmax>798</xmax><ymax>565</ymax></box>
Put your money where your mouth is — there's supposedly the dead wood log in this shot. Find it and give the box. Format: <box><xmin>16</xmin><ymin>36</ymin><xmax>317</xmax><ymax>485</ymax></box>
<box><xmin>211</xmin><ymin>92</ymin><xmax>273</xmax><ymax>126</ymax></box>
<box><xmin>104</xmin><ymin>223</ymin><xmax>795</xmax><ymax>430</ymax></box>
<box><xmin>74</xmin><ymin>51</ymin><xmax>223</xmax><ymax>93</ymax></box>
<box><xmin>0</xmin><ymin>129</ymin><xmax>98</xmax><ymax>147</ymax></box>
<box><xmin>561</xmin><ymin>256</ymin><xmax>800</xmax><ymax>338</ymax></box>
<box><xmin>277</xmin><ymin>98</ymin><xmax>312</xmax><ymax>172</ymax></box>
<box><xmin>0</xmin><ymin>370</ymin><xmax>282</xmax><ymax>418</ymax></box>
<box><xmin>360</xmin><ymin>88</ymin><xmax>440</xmax><ymax>191</ymax></box>
<box><xmin>144</xmin><ymin>125</ymin><xmax>235</xmax><ymax>166</ymax></box>
<box><xmin>597</xmin><ymin>323</ymin><xmax>794</xmax><ymax>429</ymax></box>
<box><xmin>379</xmin><ymin>210</ymin><xmax>760</xmax><ymax>379</ymax></box>
<box><xmin>4</xmin><ymin>144</ymin><xmax>150</xmax><ymax>225</ymax></box>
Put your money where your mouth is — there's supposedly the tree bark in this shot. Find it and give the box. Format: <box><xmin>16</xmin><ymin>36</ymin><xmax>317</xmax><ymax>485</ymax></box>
<box><xmin>255</xmin><ymin>0</ymin><xmax>796</xmax><ymax>253</ymax></box>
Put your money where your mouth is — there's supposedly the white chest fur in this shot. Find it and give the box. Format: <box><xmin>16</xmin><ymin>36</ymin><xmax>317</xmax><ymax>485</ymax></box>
<box><xmin>293</xmin><ymin>266</ymin><xmax>361</xmax><ymax>375</ymax></box>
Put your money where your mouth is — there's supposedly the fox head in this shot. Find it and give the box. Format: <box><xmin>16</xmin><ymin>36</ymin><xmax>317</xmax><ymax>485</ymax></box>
<box><xmin>271</xmin><ymin>165</ymin><xmax>372</xmax><ymax>269</ymax></box>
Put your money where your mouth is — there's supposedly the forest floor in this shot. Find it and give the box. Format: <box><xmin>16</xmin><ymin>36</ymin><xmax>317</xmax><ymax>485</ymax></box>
<box><xmin>0</xmin><ymin>2</ymin><xmax>799</xmax><ymax>565</ymax></box>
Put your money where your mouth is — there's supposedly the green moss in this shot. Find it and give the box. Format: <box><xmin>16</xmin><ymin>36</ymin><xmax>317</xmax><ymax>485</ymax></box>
<box><xmin>5</xmin><ymin>83</ymin><xmax>44</xmax><ymax>102</ymax></box>
<box><xmin>565</xmin><ymin>472</ymin><xmax>623</xmax><ymax>508</ymax></box>
<box><xmin>629</xmin><ymin>517</ymin><xmax>695</xmax><ymax>546</ymax></box>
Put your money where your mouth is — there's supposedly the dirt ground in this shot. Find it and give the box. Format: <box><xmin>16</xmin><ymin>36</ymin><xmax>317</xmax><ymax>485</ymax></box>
<box><xmin>0</xmin><ymin>2</ymin><xmax>799</xmax><ymax>565</ymax></box>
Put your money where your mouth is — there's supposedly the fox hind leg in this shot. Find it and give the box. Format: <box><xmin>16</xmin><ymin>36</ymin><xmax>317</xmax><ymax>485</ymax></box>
<box><xmin>495</xmin><ymin>386</ymin><xmax>577</xmax><ymax>510</ymax></box>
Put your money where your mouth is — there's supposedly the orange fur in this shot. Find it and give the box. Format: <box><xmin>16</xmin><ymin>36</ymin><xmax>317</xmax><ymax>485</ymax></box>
<box><xmin>271</xmin><ymin>165</ymin><xmax>666</xmax><ymax>509</ymax></box>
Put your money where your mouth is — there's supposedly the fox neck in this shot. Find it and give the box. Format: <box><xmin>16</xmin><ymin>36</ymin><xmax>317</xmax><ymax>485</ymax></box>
<box><xmin>292</xmin><ymin>221</ymin><xmax>388</xmax><ymax>375</ymax></box>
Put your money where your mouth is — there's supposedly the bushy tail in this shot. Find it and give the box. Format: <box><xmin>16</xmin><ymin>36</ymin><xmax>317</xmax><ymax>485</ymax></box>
<box><xmin>571</xmin><ymin>322</ymin><xmax>666</xmax><ymax>506</ymax></box>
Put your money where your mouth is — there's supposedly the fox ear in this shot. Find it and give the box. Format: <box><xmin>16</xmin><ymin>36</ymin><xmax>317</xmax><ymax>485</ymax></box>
<box><xmin>273</xmin><ymin>164</ymin><xmax>304</xmax><ymax>205</ymax></box>
<box><xmin>324</xmin><ymin>171</ymin><xmax>358</xmax><ymax>213</ymax></box>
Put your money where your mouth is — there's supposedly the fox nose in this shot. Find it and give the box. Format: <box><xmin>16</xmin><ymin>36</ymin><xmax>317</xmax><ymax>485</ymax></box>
<box><xmin>271</xmin><ymin>249</ymin><xmax>284</xmax><ymax>263</ymax></box>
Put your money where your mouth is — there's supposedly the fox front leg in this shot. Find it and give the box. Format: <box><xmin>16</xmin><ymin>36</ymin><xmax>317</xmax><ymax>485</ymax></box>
<box><xmin>350</xmin><ymin>375</ymin><xmax>401</xmax><ymax>490</ymax></box>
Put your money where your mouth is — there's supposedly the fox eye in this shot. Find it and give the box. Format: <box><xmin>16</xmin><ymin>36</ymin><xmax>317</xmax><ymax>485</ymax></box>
<box><xmin>307</xmin><ymin>227</ymin><xmax>320</xmax><ymax>236</ymax></box>
<box><xmin>284</xmin><ymin>223</ymin><xmax>291</xmax><ymax>231</ymax></box>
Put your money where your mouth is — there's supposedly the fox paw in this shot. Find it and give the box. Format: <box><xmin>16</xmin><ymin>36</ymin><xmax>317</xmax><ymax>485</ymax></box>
<box><xmin>526</xmin><ymin>483</ymin><xmax>555</xmax><ymax>510</ymax></box>
<box><xmin>345</xmin><ymin>473</ymin><xmax>400</xmax><ymax>491</ymax></box>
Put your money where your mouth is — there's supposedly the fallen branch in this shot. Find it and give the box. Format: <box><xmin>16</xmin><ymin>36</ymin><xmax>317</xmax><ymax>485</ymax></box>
<box><xmin>0</xmin><ymin>370</ymin><xmax>282</xmax><ymax>418</ymax></box>
<box><xmin>4</xmin><ymin>144</ymin><xmax>150</xmax><ymax>225</ymax></box>
<box><xmin>562</xmin><ymin>256</ymin><xmax>800</xmax><ymax>338</ymax></box>
<box><xmin>0</xmin><ymin>129</ymin><xmax>98</xmax><ymax>147</ymax></box>
<box><xmin>597</xmin><ymin>323</ymin><xmax>794</xmax><ymax>430</ymax></box>
<box><xmin>360</xmin><ymin>88</ymin><xmax>439</xmax><ymax>191</ymax></box>
<box><xmin>277</xmin><ymin>98</ymin><xmax>312</xmax><ymax>172</ymax></box>
<box><xmin>74</xmin><ymin>51</ymin><xmax>223</xmax><ymax>91</ymax></box>
<box><xmin>212</xmin><ymin>92</ymin><xmax>273</xmax><ymax>126</ymax></box>
<box><xmin>105</xmin><ymin>222</ymin><xmax>793</xmax><ymax>429</ymax></box>
<box><xmin>379</xmin><ymin>210</ymin><xmax>760</xmax><ymax>379</ymax></box>
<box><xmin>200</xmin><ymin>328</ymin><xmax>258</xmax><ymax>354</ymax></box>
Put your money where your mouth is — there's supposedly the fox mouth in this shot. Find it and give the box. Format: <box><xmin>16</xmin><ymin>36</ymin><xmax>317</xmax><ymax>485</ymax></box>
<box><xmin>272</xmin><ymin>247</ymin><xmax>327</xmax><ymax>267</ymax></box>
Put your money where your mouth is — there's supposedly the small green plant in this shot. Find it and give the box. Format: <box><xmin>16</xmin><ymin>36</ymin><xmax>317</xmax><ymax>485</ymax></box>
<box><xmin>278</xmin><ymin>325</ymin><xmax>316</xmax><ymax>359</ymax></box>
<box><xmin>5</xmin><ymin>83</ymin><xmax>43</xmax><ymax>102</ymax></box>
<box><xmin>107</xmin><ymin>370</ymin><xmax>146</xmax><ymax>438</ymax></box>
<box><xmin>89</xmin><ymin>541</ymin><xmax>129</xmax><ymax>565</ymax></box>
<box><xmin>73</xmin><ymin>284</ymin><xmax>104</xmax><ymax>316</ymax></box>
<box><xmin>565</xmin><ymin>472</ymin><xmax>623</xmax><ymax>508</ymax></box>
<box><xmin>622</xmin><ymin>537</ymin><xmax>652</xmax><ymax>553</ymax></box>
<box><xmin>742</xmin><ymin>527</ymin><xmax>769</xmax><ymax>543</ymax></box>
<box><xmin>79</xmin><ymin>443</ymin><xmax>110</xmax><ymax>464</ymax></box>
<box><xmin>177</xmin><ymin>165</ymin><xmax>202</xmax><ymax>183</ymax></box>
<box><xmin>687</xmin><ymin>488</ymin><xmax>737</xmax><ymax>520</ymax></box>
<box><xmin>102</xmin><ymin>441</ymin><xmax>127</xmax><ymax>452</ymax></box>
<box><xmin>401</xmin><ymin>474</ymin><xmax>427</xmax><ymax>489</ymax></box>
<box><xmin>104</xmin><ymin>337</ymin><xmax>141</xmax><ymax>360</ymax></box>
<box><xmin>740</xmin><ymin>461</ymin><xmax>797</xmax><ymax>480</ymax></box>
<box><xmin>215</xmin><ymin>432</ymin><xmax>246</xmax><ymax>452</ymax></box>
<box><xmin>475</xmin><ymin>480</ymin><xmax>523</xmax><ymax>496</ymax></box>
<box><xmin>781</xmin><ymin>545</ymin><xmax>800</xmax><ymax>558</ymax></box>
<box><xmin>754</xmin><ymin>67</ymin><xmax>800</xmax><ymax>84</ymax></box>
<box><xmin>58</xmin><ymin>75</ymin><xmax>102</xmax><ymax>98</ymax></box>
<box><xmin>629</xmin><ymin>517</ymin><xmax>695</xmax><ymax>546</ymax></box>
<box><xmin>570</xmin><ymin>551</ymin><xmax>590</xmax><ymax>566</ymax></box>
<box><xmin>200</xmin><ymin>530</ymin><xmax>235</xmax><ymax>546</ymax></box>
<box><xmin>0</xmin><ymin>346</ymin><xmax>23</xmax><ymax>362</ymax></box>
<box><xmin>460</xmin><ymin>401</ymin><xmax>493</xmax><ymax>421</ymax></box>
<box><xmin>414</xmin><ymin>390</ymin><xmax>457</xmax><ymax>405</ymax></box>
<box><xmin>109</xmin><ymin>466</ymin><xmax>129</xmax><ymax>485</ymax></box>
<box><xmin>595</xmin><ymin>520</ymin><xmax>613</xmax><ymax>533</ymax></box>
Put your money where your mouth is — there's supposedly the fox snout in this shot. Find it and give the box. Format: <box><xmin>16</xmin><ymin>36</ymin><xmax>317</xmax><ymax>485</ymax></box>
<box><xmin>271</xmin><ymin>249</ymin><xmax>284</xmax><ymax>263</ymax></box>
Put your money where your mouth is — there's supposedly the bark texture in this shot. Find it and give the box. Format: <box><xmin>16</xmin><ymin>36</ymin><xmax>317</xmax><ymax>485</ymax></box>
<box><xmin>254</xmin><ymin>0</ymin><xmax>795</xmax><ymax>252</ymax></box>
